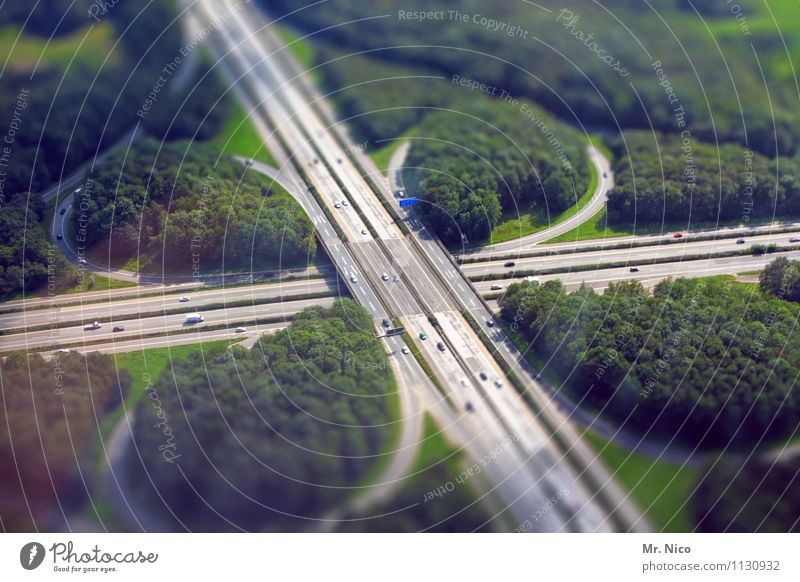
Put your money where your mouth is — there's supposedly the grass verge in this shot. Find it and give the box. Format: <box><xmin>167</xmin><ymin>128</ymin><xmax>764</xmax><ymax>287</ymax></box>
<box><xmin>583</xmin><ymin>431</ymin><xmax>700</xmax><ymax>532</ymax></box>
<box><xmin>489</xmin><ymin>146</ymin><xmax>599</xmax><ymax>244</ymax></box>
<box><xmin>214</xmin><ymin>99</ymin><xmax>278</xmax><ymax>167</ymax></box>
<box><xmin>0</xmin><ymin>22</ymin><xmax>118</xmax><ymax>72</ymax></box>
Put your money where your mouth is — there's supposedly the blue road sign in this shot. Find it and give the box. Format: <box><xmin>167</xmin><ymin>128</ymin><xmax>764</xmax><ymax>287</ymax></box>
<box><xmin>399</xmin><ymin>197</ymin><xmax>418</xmax><ymax>207</ymax></box>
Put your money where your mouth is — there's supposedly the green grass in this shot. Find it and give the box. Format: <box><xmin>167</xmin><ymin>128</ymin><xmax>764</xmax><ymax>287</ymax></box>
<box><xmin>488</xmin><ymin>142</ymin><xmax>599</xmax><ymax>244</ymax></box>
<box><xmin>588</xmin><ymin>134</ymin><xmax>614</xmax><ymax>163</ymax></box>
<box><xmin>544</xmin><ymin>209</ymin><xmax>800</xmax><ymax>244</ymax></box>
<box><xmin>3</xmin><ymin>271</ymin><xmax>136</xmax><ymax>302</ymax></box>
<box><xmin>274</xmin><ymin>24</ymin><xmax>318</xmax><ymax>82</ymax></box>
<box><xmin>413</xmin><ymin>415</ymin><xmax>460</xmax><ymax>472</ymax></box>
<box><xmin>213</xmin><ymin>100</ymin><xmax>278</xmax><ymax>167</ymax></box>
<box><xmin>73</xmin><ymin>272</ymin><xmax>136</xmax><ymax>293</ymax></box>
<box><xmin>348</xmin><ymin>367</ymin><xmax>402</xmax><ymax>493</ymax></box>
<box><xmin>544</xmin><ymin>208</ymin><xmax>631</xmax><ymax>243</ymax></box>
<box><xmin>97</xmin><ymin>340</ymin><xmax>241</xmax><ymax>446</ymax></box>
<box><xmin>584</xmin><ymin>431</ymin><xmax>700</xmax><ymax>532</ymax></box>
<box><xmin>370</xmin><ymin>127</ymin><xmax>418</xmax><ymax>173</ymax></box>
<box><xmin>0</xmin><ymin>22</ymin><xmax>118</xmax><ymax>72</ymax></box>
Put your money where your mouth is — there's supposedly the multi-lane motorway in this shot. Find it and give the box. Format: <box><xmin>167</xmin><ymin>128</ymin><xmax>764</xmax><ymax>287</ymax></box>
<box><xmin>8</xmin><ymin>0</ymin><xmax>794</xmax><ymax>533</ymax></box>
<box><xmin>190</xmin><ymin>0</ymin><xmax>650</xmax><ymax>532</ymax></box>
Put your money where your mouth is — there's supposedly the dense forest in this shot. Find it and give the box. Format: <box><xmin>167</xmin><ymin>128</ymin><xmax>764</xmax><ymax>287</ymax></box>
<box><xmin>607</xmin><ymin>132</ymin><xmax>800</xmax><ymax>225</ymax></box>
<box><xmin>759</xmin><ymin>257</ymin><xmax>800</xmax><ymax>303</ymax></box>
<box><xmin>317</xmin><ymin>47</ymin><xmax>457</xmax><ymax>144</ymax></box>
<box><xmin>499</xmin><ymin>277</ymin><xmax>800</xmax><ymax>448</ymax></box>
<box><xmin>0</xmin><ymin>190</ymin><xmax>79</xmax><ymax>298</ymax></box>
<box><xmin>0</xmin><ymin>0</ymin><xmax>182</xmax><ymax>195</ymax></box>
<box><xmin>261</xmin><ymin>0</ymin><xmax>799</xmax><ymax>157</ymax></box>
<box><xmin>693</xmin><ymin>457</ymin><xmax>800</xmax><ymax>532</ymax></box>
<box><xmin>0</xmin><ymin>351</ymin><xmax>129</xmax><ymax>531</ymax></box>
<box><xmin>74</xmin><ymin>139</ymin><xmax>315</xmax><ymax>271</ymax></box>
<box><xmin>127</xmin><ymin>299</ymin><xmax>397</xmax><ymax>531</ymax></box>
<box><xmin>404</xmin><ymin>98</ymin><xmax>590</xmax><ymax>244</ymax></box>
<box><xmin>141</xmin><ymin>58</ymin><xmax>231</xmax><ymax>142</ymax></box>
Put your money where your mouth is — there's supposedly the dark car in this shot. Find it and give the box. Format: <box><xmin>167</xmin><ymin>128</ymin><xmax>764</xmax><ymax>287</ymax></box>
<box><xmin>465</xmin><ymin>402</ymin><xmax>475</xmax><ymax>413</ymax></box>
<box><xmin>486</xmin><ymin>319</ymin><xmax>495</xmax><ymax>327</ymax></box>
<box><xmin>504</xmin><ymin>261</ymin><xmax>516</xmax><ymax>268</ymax></box>
<box><xmin>736</xmin><ymin>238</ymin><xmax>746</xmax><ymax>244</ymax></box>
<box><xmin>479</xmin><ymin>371</ymin><xmax>488</xmax><ymax>381</ymax></box>
<box><xmin>56</xmin><ymin>233</ymin><xmax>63</xmax><ymax>240</ymax></box>
<box><xmin>382</xmin><ymin>318</ymin><xmax>391</xmax><ymax>328</ymax></box>
<box><xmin>629</xmin><ymin>266</ymin><xmax>640</xmax><ymax>273</ymax></box>
<box><xmin>437</xmin><ymin>341</ymin><xmax>446</xmax><ymax>351</ymax></box>
<box><xmin>112</xmin><ymin>326</ymin><xmax>125</xmax><ymax>332</ymax></box>
<box><xmin>60</xmin><ymin>207</ymin><xmax>67</xmax><ymax>215</ymax></box>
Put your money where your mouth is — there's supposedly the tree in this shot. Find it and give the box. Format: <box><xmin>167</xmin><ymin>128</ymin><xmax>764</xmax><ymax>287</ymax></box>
<box><xmin>126</xmin><ymin>299</ymin><xmax>396</xmax><ymax>531</ymax></box>
<box><xmin>759</xmin><ymin>257</ymin><xmax>800</xmax><ymax>302</ymax></box>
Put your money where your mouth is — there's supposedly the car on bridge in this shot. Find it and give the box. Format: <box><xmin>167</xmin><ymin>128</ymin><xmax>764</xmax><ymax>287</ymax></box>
<box><xmin>490</xmin><ymin>284</ymin><xmax>503</xmax><ymax>290</ymax></box>
<box><xmin>630</xmin><ymin>266</ymin><xmax>640</xmax><ymax>272</ymax></box>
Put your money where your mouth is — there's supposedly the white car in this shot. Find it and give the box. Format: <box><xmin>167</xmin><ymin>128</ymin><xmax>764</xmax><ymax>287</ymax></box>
<box><xmin>179</xmin><ymin>296</ymin><xmax>190</xmax><ymax>302</ymax></box>
<box><xmin>350</xmin><ymin>275</ymin><xmax>359</xmax><ymax>283</ymax></box>
<box><xmin>361</xmin><ymin>228</ymin><xmax>368</xmax><ymax>235</ymax></box>
<box><xmin>397</xmin><ymin>190</ymin><xmax>405</xmax><ymax>198</ymax></box>
<box><xmin>494</xmin><ymin>379</ymin><xmax>503</xmax><ymax>388</ymax></box>
<box><xmin>401</xmin><ymin>346</ymin><xmax>410</xmax><ymax>355</ymax></box>
<box><xmin>381</xmin><ymin>272</ymin><xmax>389</xmax><ymax>281</ymax></box>
<box><xmin>392</xmin><ymin>274</ymin><xmax>399</xmax><ymax>282</ymax></box>
<box><xmin>341</xmin><ymin>199</ymin><xmax>348</xmax><ymax>206</ymax></box>
<box><xmin>77</xmin><ymin>258</ymin><xmax>88</xmax><ymax>265</ymax></box>
<box><xmin>790</xmin><ymin>237</ymin><xmax>800</xmax><ymax>243</ymax></box>
<box><xmin>490</xmin><ymin>284</ymin><xmax>503</xmax><ymax>291</ymax></box>
<box><xmin>334</xmin><ymin>202</ymin><xmax>341</xmax><ymax>209</ymax></box>
<box><xmin>55</xmin><ymin>348</ymin><xmax>71</xmax><ymax>354</ymax></box>
<box><xmin>235</xmin><ymin>327</ymin><xmax>247</xmax><ymax>333</ymax></box>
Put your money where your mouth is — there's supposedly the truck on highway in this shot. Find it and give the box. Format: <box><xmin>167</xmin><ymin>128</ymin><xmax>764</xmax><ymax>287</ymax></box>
<box><xmin>184</xmin><ymin>313</ymin><xmax>205</xmax><ymax>324</ymax></box>
<box><xmin>83</xmin><ymin>321</ymin><xmax>102</xmax><ymax>330</ymax></box>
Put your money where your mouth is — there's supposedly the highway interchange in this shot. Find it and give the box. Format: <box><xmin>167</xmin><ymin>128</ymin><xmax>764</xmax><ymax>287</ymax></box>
<box><xmin>6</xmin><ymin>0</ymin><xmax>800</xmax><ymax>533</ymax></box>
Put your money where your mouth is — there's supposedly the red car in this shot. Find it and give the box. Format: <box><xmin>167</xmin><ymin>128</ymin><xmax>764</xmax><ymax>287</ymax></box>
<box><xmin>673</xmin><ymin>232</ymin><xmax>683</xmax><ymax>238</ymax></box>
